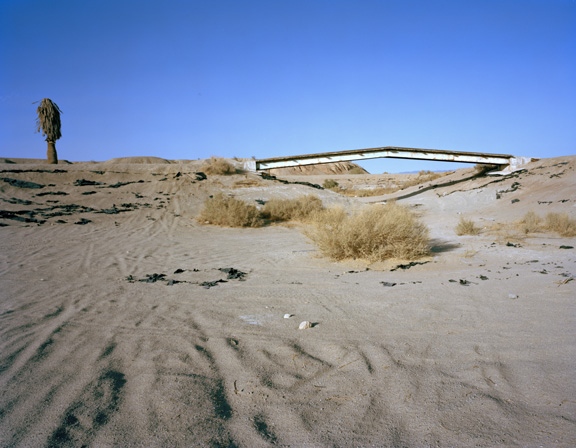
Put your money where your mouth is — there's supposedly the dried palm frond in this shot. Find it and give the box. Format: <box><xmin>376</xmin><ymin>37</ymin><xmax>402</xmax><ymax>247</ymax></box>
<box><xmin>35</xmin><ymin>98</ymin><xmax>62</xmax><ymax>142</ymax></box>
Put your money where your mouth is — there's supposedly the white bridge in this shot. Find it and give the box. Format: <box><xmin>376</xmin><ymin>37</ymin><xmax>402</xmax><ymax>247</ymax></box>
<box><xmin>245</xmin><ymin>146</ymin><xmax>533</xmax><ymax>174</ymax></box>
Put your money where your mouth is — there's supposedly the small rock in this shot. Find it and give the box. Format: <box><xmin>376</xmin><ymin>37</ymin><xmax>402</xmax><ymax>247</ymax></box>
<box><xmin>299</xmin><ymin>321</ymin><xmax>312</xmax><ymax>330</ymax></box>
<box><xmin>508</xmin><ymin>293</ymin><xmax>519</xmax><ymax>300</ymax></box>
<box><xmin>284</xmin><ymin>314</ymin><xmax>293</xmax><ymax>319</ymax></box>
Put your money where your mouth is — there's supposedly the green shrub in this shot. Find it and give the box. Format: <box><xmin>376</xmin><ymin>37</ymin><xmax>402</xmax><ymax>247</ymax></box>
<box><xmin>305</xmin><ymin>203</ymin><xmax>430</xmax><ymax>262</ymax></box>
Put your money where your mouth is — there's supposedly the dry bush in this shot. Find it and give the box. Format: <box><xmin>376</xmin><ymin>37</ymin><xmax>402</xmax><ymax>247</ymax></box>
<box><xmin>322</xmin><ymin>179</ymin><xmax>339</xmax><ymax>190</ymax></box>
<box><xmin>198</xmin><ymin>193</ymin><xmax>262</xmax><ymax>227</ymax></box>
<box><xmin>455</xmin><ymin>217</ymin><xmax>481</xmax><ymax>235</ymax></box>
<box><xmin>519</xmin><ymin>211</ymin><xmax>542</xmax><ymax>234</ymax></box>
<box><xmin>518</xmin><ymin>211</ymin><xmax>576</xmax><ymax>237</ymax></box>
<box><xmin>339</xmin><ymin>186</ymin><xmax>398</xmax><ymax>197</ymax></box>
<box><xmin>400</xmin><ymin>170</ymin><xmax>444</xmax><ymax>189</ymax></box>
<box><xmin>201</xmin><ymin>157</ymin><xmax>238</xmax><ymax>175</ymax></box>
<box><xmin>305</xmin><ymin>203</ymin><xmax>430</xmax><ymax>262</ymax></box>
<box><xmin>232</xmin><ymin>177</ymin><xmax>263</xmax><ymax>188</ymax></box>
<box><xmin>262</xmin><ymin>195</ymin><xmax>324</xmax><ymax>222</ymax></box>
<box><xmin>545</xmin><ymin>213</ymin><xmax>576</xmax><ymax>237</ymax></box>
<box><xmin>198</xmin><ymin>194</ymin><xmax>324</xmax><ymax>227</ymax></box>
<box><xmin>332</xmin><ymin>171</ymin><xmax>447</xmax><ymax>198</ymax></box>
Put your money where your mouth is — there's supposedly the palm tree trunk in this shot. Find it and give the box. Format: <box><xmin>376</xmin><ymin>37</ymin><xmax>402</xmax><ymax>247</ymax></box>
<box><xmin>47</xmin><ymin>140</ymin><xmax>58</xmax><ymax>164</ymax></box>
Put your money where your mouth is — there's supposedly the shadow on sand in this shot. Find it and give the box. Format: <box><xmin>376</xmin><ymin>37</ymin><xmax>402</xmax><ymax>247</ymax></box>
<box><xmin>429</xmin><ymin>239</ymin><xmax>461</xmax><ymax>254</ymax></box>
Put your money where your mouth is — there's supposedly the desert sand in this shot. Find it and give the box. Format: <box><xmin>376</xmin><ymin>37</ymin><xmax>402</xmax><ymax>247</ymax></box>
<box><xmin>0</xmin><ymin>155</ymin><xmax>575</xmax><ymax>447</ymax></box>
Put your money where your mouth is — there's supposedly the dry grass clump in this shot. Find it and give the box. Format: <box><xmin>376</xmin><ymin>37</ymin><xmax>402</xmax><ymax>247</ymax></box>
<box><xmin>201</xmin><ymin>157</ymin><xmax>238</xmax><ymax>175</ymax></box>
<box><xmin>400</xmin><ymin>170</ymin><xmax>444</xmax><ymax>189</ymax></box>
<box><xmin>262</xmin><ymin>195</ymin><xmax>324</xmax><ymax>222</ymax></box>
<box><xmin>232</xmin><ymin>177</ymin><xmax>263</xmax><ymax>188</ymax></box>
<box><xmin>305</xmin><ymin>203</ymin><xmax>430</xmax><ymax>262</ymax></box>
<box><xmin>455</xmin><ymin>217</ymin><xmax>481</xmax><ymax>235</ymax></box>
<box><xmin>544</xmin><ymin>213</ymin><xmax>576</xmax><ymax>237</ymax></box>
<box><xmin>198</xmin><ymin>193</ymin><xmax>262</xmax><ymax>227</ymax></box>
<box><xmin>335</xmin><ymin>171</ymin><xmax>446</xmax><ymax>198</ymax></box>
<box><xmin>198</xmin><ymin>194</ymin><xmax>323</xmax><ymax>227</ymax></box>
<box><xmin>199</xmin><ymin>194</ymin><xmax>432</xmax><ymax>261</ymax></box>
<box><xmin>519</xmin><ymin>211</ymin><xmax>542</xmax><ymax>234</ymax></box>
<box><xmin>518</xmin><ymin>211</ymin><xmax>576</xmax><ymax>237</ymax></box>
<box><xmin>340</xmin><ymin>186</ymin><xmax>398</xmax><ymax>197</ymax></box>
<box><xmin>323</xmin><ymin>179</ymin><xmax>339</xmax><ymax>190</ymax></box>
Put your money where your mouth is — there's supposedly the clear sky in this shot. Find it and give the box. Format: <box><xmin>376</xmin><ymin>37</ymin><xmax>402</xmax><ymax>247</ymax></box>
<box><xmin>1</xmin><ymin>0</ymin><xmax>574</xmax><ymax>173</ymax></box>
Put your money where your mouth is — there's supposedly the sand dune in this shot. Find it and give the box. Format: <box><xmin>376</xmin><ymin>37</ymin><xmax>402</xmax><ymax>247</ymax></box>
<box><xmin>0</xmin><ymin>156</ymin><xmax>575</xmax><ymax>446</ymax></box>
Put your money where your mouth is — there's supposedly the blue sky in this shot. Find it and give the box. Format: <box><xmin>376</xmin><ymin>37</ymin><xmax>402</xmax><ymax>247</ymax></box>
<box><xmin>1</xmin><ymin>0</ymin><xmax>574</xmax><ymax>173</ymax></box>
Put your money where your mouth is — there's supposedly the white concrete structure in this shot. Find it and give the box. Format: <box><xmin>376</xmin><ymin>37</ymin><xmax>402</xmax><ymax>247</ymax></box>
<box><xmin>245</xmin><ymin>146</ymin><xmax>533</xmax><ymax>174</ymax></box>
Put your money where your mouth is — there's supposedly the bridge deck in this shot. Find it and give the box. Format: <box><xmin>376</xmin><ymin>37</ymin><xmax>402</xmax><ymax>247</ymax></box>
<box><xmin>253</xmin><ymin>146</ymin><xmax>516</xmax><ymax>171</ymax></box>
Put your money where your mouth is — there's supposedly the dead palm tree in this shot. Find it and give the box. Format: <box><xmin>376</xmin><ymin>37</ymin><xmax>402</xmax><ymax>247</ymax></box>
<box><xmin>35</xmin><ymin>98</ymin><xmax>62</xmax><ymax>164</ymax></box>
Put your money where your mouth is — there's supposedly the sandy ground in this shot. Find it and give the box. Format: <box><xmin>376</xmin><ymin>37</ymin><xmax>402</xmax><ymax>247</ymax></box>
<box><xmin>0</xmin><ymin>156</ymin><xmax>575</xmax><ymax>447</ymax></box>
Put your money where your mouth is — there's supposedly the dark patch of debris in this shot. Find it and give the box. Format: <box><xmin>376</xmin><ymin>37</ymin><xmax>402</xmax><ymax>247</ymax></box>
<box><xmin>74</xmin><ymin>179</ymin><xmax>103</xmax><ymax>186</ymax></box>
<box><xmin>259</xmin><ymin>173</ymin><xmax>322</xmax><ymax>189</ymax></box>
<box><xmin>1</xmin><ymin>177</ymin><xmax>45</xmax><ymax>189</ymax></box>
<box><xmin>390</xmin><ymin>261</ymin><xmax>429</xmax><ymax>271</ymax></box>
<box><xmin>219</xmin><ymin>267</ymin><xmax>247</xmax><ymax>280</ymax></box>
<box><xmin>35</xmin><ymin>191</ymin><xmax>68</xmax><ymax>196</ymax></box>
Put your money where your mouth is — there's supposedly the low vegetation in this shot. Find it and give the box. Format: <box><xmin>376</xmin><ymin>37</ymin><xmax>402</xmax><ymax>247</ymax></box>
<box><xmin>322</xmin><ymin>179</ymin><xmax>339</xmax><ymax>190</ymax></box>
<box><xmin>544</xmin><ymin>212</ymin><xmax>576</xmax><ymax>237</ymax></box>
<box><xmin>261</xmin><ymin>195</ymin><xmax>324</xmax><ymax>222</ymax></box>
<box><xmin>326</xmin><ymin>170</ymin><xmax>449</xmax><ymax>198</ymax></box>
<box><xmin>400</xmin><ymin>170</ymin><xmax>444</xmax><ymax>189</ymax></box>
<box><xmin>455</xmin><ymin>217</ymin><xmax>481</xmax><ymax>235</ymax></box>
<box><xmin>198</xmin><ymin>193</ymin><xmax>262</xmax><ymax>227</ymax></box>
<box><xmin>201</xmin><ymin>157</ymin><xmax>238</xmax><ymax>175</ymax></box>
<box><xmin>232</xmin><ymin>177</ymin><xmax>263</xmax><ymax>188</ymax></box>
<box><xmin>519</xmin><ymin>211</ymin><xmax>576</xmax><ymax>237</ymax></box>
<box><xmin>339</xmin><ymin>186</ymin><xmax>398</xmax><ymax>197</ymax></box>
<box><xmin>304</xmin><ymin>202</ymin><xmax>430</xmax><ymax>262</ymax></box>
<box><xmin>198</xmin><ymin>194</ymin><xmax>322</xmax><ymax>227</ymax></box>
<box><xmin>519</xmin><ymin>211</ymin><xmax>542</xmax><ymax>234</ymax></box>
<box><xmin>199</xmin><ymin>195</ymin><xmax>430</xmax><ymax>262</ymax></box>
